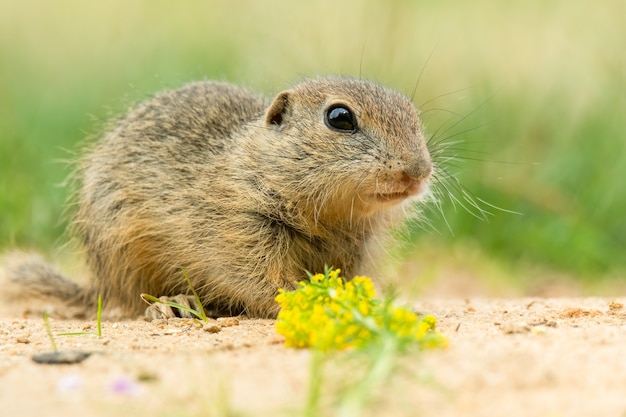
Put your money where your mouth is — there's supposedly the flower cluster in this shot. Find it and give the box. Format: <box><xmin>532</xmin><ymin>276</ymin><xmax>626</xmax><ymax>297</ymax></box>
<box><xmin>275</xmin><ymin>268</ymin><xmax>447</xmax><ymax>351</ymax></box>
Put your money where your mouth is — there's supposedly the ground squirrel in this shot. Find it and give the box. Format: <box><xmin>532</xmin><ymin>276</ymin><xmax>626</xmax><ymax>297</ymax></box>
<box><xmin>2</xmin><ymin>76</ymin><xmax>433</xmax><ymax>319</ymax></box>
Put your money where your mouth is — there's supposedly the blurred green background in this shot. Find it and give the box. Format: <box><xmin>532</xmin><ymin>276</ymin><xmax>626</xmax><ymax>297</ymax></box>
<box><xmin>1</xmin><ymin>0</ymin><xmax>624</xmax><ymax>295</ymax></box>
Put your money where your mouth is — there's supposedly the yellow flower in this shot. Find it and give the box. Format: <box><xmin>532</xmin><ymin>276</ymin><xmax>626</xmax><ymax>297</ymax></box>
<box><xmin>275</xmin><ymin>268</ymin><xmax>447</xmax><ymax>351</ymax></box>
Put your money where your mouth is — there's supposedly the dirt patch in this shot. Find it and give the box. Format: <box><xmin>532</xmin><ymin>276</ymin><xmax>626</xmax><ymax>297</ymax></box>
<box><xmin>1</xmin><ymin>297</ymin><xmax>626</xmax><ymax>416</ymax></box>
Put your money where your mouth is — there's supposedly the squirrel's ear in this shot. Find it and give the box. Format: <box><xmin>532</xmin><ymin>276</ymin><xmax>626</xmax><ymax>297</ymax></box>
<box><xmin>265</xmin><ymin>91</ymin><xmax>290</xmax><ymax>127</ymax></box>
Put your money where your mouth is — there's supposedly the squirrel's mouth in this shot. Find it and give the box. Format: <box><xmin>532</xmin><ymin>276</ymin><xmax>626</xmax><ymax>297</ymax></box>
<box><xmin>372</xmin><ymin>178</ymin><xmax>429</xmax><ymax>204</ymax></box>
<box><xmin>374</xmin><ymin>191</ymin><xmax>411</xmax><ymax>202</ymax></box>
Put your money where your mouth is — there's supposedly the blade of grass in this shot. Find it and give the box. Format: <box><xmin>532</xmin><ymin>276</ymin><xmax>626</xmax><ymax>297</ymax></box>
<box><xmin>58</xmin><ymin>294</ymin><xmax>103</xmax><ymax>337</ymax></box>
<box><xmin>96</xmin><ymin>294</ymin><xmax>102</xmax><ymax>337</ymax></box>
<box><xmin>42</xmin><ymin>311</ymin><xmax>58</xmax><ymax>352</ymax></box>
<box><xmin>181</xmin><ymin>269</ymin><xmax>208</xmax><ymax>322</ymax></box>
<box><xmin>304</xmin><ymin>350</ymin><xmax>325</xmax><ymax>417</ymax></box>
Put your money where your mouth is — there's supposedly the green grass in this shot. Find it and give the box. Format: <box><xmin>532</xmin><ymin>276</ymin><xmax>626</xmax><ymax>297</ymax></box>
<box><xmin>41</xmin><ymin>294</ymin><xmax>102</xmax><ymax>353</ymax></box>
<box><xmin>42</xmin><ymin>310</ymin><xmax>58</xmax><ymax>352</ymax></box>
<box><xmin>58</xmin><ymin>294</ymin><xmax>103</xmax><ymax>337</ymax></box>
<box><xmin>1</xmin><ymin>0</ymin><xmax>624</xmax><ymax>287</ymax></box>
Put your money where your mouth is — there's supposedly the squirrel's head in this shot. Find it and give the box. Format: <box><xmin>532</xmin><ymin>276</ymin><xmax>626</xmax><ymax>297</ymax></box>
<box><xmin>261</xmin><ymin>76</ymin><xmax>432</xmax><ymax>224</ymax></box>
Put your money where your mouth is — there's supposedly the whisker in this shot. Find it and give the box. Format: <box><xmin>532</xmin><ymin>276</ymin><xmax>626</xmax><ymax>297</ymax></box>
<box><xmin>419</xmin><ymin>107</ymin><xmax>467</xmax><ymax>118</ymax></box>
<box><xmin>411</xmin><ymin>43</ymin><xmax>438</xmax><ymax>102</ymax></box>
<box><xmin>475</xmin><ymin>196</ymin><xmax>522</xmax><ymax>216</ymax></box>
<box><xmin>418</xmin><ymin>85</ymin><xmax>477</xmax><ymax>109</ymax></box>
<box><xmin>428</xmin><ymin>93</ymin><xmax>496</xmax><ymax>146</ymax></box>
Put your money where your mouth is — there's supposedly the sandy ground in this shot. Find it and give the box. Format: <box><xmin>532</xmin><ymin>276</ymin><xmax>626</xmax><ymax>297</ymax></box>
<box><xmin>1</xmin><ymin>297</ymin><xmax>626</xmax><ymax>417</ymax></box>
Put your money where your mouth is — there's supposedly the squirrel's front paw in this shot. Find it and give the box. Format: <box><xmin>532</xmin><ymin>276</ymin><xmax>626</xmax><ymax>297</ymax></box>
<box><xmin>144</xmin><ymin>294</ymin><xmax>201</xmax><ymax>320</ymax></box>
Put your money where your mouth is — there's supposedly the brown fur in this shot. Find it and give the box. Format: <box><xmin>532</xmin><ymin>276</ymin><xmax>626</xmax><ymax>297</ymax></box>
<box><xmin>2</xmin><ymin>77</ymin><xmax>432</xmax><ymax>318</ymax></box>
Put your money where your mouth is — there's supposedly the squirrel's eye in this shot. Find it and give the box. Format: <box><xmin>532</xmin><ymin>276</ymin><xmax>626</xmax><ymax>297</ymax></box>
<box><xmin>325</xmin><ymin>105</ymin><xmax>356</xmax><ymax>132</ymax></box>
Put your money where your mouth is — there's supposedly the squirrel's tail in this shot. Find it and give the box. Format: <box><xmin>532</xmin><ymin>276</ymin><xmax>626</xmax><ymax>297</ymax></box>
<box><xmin>0</xmin><ymin>252</ymin><xmax>94</xmax><ymax>316</ymax></box>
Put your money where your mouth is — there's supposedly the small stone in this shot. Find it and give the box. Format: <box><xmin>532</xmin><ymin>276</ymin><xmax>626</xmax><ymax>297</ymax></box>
<box><xmin>32</xmin><ymin>350</ymin><xmax>92</xmax><ymax>365</ymax></box>
<box><xmin>561</xmin><ymin>308</ymin><xmax>603</xmax><ymax>318</ymax></box>
<box><xmin>502</xmin><ymin>322</ymin><xmax>531</xmax><ymax>334</ymax></box>
<box><xmin>217</xmin><ymin>317</ymin><xmax>240</xmax><ymax>327</ymax></box>
<box><xmin>16</xmin><ymin>336</ymin><xmax>30</xmax><ymax>344</ymax></box>
<box><xmin>530</xmin><ymin>318</ymin><xmax>558</xmax><ymax>328</ymax></box>
<box><xmin>203</xmin><ymin>323</ymin><xmax>221</xmax><ymax>333</ymax></box>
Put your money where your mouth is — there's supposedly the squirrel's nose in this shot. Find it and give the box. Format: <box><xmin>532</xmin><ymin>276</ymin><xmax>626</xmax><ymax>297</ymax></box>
<box><xmin>403</xmin><ymin>155</ymin><xmax>432</xmax><ymax>181</ymax></box>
